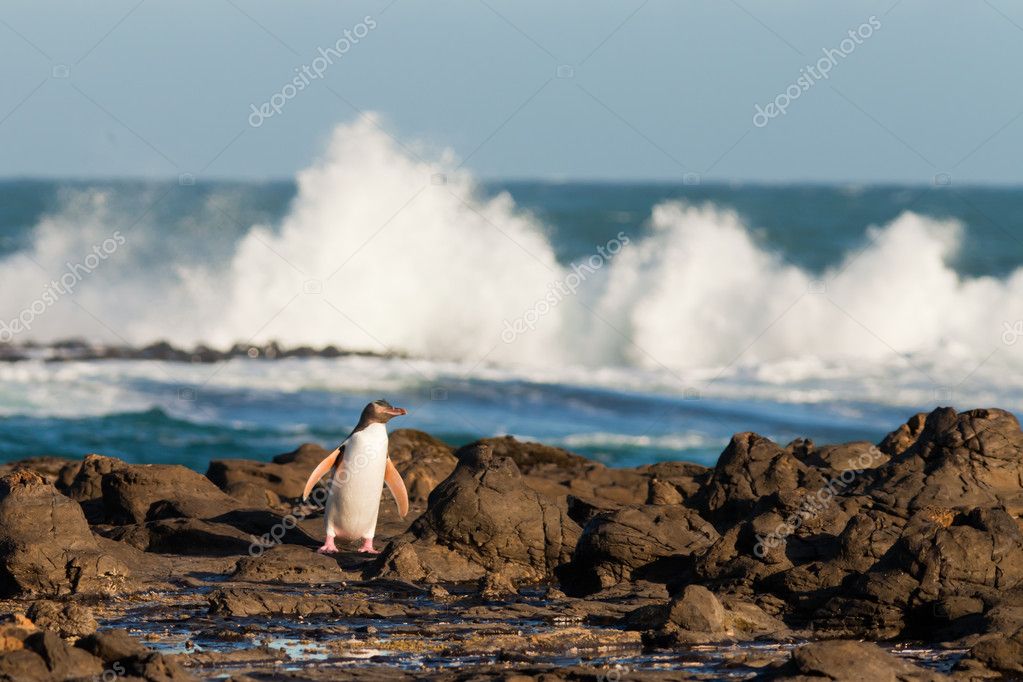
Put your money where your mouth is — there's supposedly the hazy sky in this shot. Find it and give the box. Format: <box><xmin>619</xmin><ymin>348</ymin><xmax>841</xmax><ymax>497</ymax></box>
<box><xmin>1</xmin><ymin>0</ymin><xmax>1021</xmax><ymax>183</ymax></box>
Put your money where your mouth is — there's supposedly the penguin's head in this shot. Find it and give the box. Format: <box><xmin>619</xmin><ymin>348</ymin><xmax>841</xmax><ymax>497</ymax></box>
<box><xmin>364</xmin><ymin>399</ymin><xmax>407</xmax><ymax>423</ymax></box>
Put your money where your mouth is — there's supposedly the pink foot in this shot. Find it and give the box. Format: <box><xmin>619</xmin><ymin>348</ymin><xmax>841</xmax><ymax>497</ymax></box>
<box><xmin>357</xmin><ymin>538</ymin><xmax>379</xmax><ymax>554</ymax></box>
<box><xmin>317</xmin><ymin>537</ymin><xmax>338</xmax><ymax>554</ymax></box>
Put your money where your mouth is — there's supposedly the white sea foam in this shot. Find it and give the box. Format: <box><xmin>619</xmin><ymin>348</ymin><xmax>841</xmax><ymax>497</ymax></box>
<box><xmin>3</xmin><ymin>114</ymin><xmax>1023</xmax><ymax>389</ymax></box>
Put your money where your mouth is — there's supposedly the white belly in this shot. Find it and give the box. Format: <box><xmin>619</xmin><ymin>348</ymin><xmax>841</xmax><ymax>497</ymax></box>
<box><xmin>325</xmin><ymin>423</ymin><xmax>388</xmax><ymax>540</ymax></box>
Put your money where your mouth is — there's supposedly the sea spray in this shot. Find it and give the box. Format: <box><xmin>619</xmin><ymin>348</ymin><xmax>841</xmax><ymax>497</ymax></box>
<box><xmin>0</xmin><ymin>115</ymin><xmax>1021</xmax><ymax>377</ymax></box>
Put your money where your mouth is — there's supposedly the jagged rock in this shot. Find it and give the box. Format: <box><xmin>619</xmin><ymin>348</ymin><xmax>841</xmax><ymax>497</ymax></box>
<box><xmin>808</xmin><ymin>441</ymin><xmax>889</xmax><ymax>472</ymax></box>
<box><xmin>961</xmin><ymin>634</ymin><xmax>1023</xmax><ymax>675</ymax></box>
<box><xmin>639</xmin><ymin>461</ymin><xmax>710</xmax><ymax>502</ymax></box>
<box><xmin>699</xmin><ymin>432</ymin><xmax>825</xmax><ymax>522</ymax></box>
<box><xmin>64</xmin><ymin>454</ymin><xmax>128</xmax><ymax>523</ymax></box>
<box><xmin>0</xmin><ymin>471</ymin><xmax>131</xmax><ymax>597</ymax></box>
<box><xmin>833</xmin><ymin>508</ymin><xmax>906</xmax><ymax>573</ymax></box>
<box><xmin>864</xmin><ymin>407</ymin><xmax>1023</xmax><ymax>515</ymax></box>
<box><xmin>562</xmin><ymin>504</ymin><xmax>718</xmax><ymax>595</ymax></box>
<box><xmin>375</xmin><ymin>444</ymin><xmax>580</xmax><ymax>583</ymax></box>
<box><xmin>23</xmin><ymin>632</ymin><xmax>75</xmax><ymax>679</ymax></box>
<box><xmin>878</xmin><ymin>412</ymin><xmax>930</xmax><ymax>457</ymax></box>
<box><xmin>815</xmin><ymin>506</ymin><xmax>1023</xmax><ymax>640</ymax></box>
<box><xmin>0</xmin><ymin>456</ymin><xmax>78</xmax><ymax>488</ymax></box>
<box><xmin>25</xmin><ymin>602</ymin><xmax>97</xmax><ymax>639</ymax></box>
<box><xmin>690</xmin><ymin>523</ymin><xmax>783</xmax><ymax>598</ymax></box>
<box><xmin>456</xmin><ymin>436</ymin><xmax>650</xmax><ymax>507</ymax></box>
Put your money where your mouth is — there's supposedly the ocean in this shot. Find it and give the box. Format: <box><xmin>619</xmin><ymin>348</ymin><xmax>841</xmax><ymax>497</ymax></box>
<box><xmin>2</xmin><ymin>120</ymin><xmax>1022</xmax><ymax>470</ymax></box>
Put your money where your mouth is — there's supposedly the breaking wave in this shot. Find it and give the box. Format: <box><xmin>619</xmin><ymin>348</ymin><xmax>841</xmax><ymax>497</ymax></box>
<box><xmin>3</xmin><ymin>114</ymin><xmax>1022</xmax><ymax>378</ymax></box>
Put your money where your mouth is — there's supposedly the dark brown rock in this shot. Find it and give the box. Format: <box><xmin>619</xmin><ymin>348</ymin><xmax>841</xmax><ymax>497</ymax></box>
<box><xmin>878</xmin><ymin>412</ymin><xmax>930</xmax><ymax>458</ymax></box>
<box><xmin>700</xmin><ymin>432</ymin><xmax>825</xmax><ymax>523</ymax></box>
<box><xmin>208</xmin><ymin>588</ymin><xmax>407</xmax><ymax>618</ymax></box>
<box><xmin>64</xmin><ymin>454</ymin><xmax>128</xmax><ymax>523</ymax></box>
<box><xmin>765</xmin><ymin>639</ymin><xmax>946</xmax><ymax>681</ymax></box>
<box><xmin>0</xmin><ymin>649</ymin><xmax>49</xmax><ymax>682</ymax></box>
<box><xmin>0</xmin><ymin>471</ymin><xmax>131</xmax><ymax>597</ymax></box>
<box><xmin>375</xmin><ymin>444</ymin><xmax>581</xmax><ymax>583</ymax></box>
<box><xmin>76</xmin><ymin>628</ymin><xmax>147</xmax><ymax>662</ymax></box>
<box><xmin>25</xmin><ymin>601</ymin><xmax>97</xmax><ymax>639</ymax></box>
<box><xmin>222</xmin><ymin>480</ymin><xmax>281</xmax><ymax>508</ymax></box>
<box><xmin>963</xmin><ymin>635</ymin><xmax>1023</xmax><ymax>675</ymax></box>
<box><xmin>206</xmin><ymin>455</ymin><xmax>309</xmax><ymax>501</ymax></box>
<box><xmin>102</xmin><ymin>463</ymin><xmax>241</xmax><ymax>524</ymax></box>
<box><xmin>102</xmin><ymin>518</ymin><xmax>261</xmax><ymax>556</ymax></box>
<box><xmin>864</xmin><ymin>407</ymin><xmax>1023</xmax><ymax>515</ymax></box>
<box><xmin>809</xmin><ymin>506</ymin><xmax>1023</xmax><ymax>641</ymax></box>
<box><xmin>639</xmin><ymin>461</ymin><xmax>710</xmax><ymax>502</ymax></box>
<box><xmin>456</xmin><ymin>436</ymin><xmax>651</xmax><ymax>507</ymax></box>
<box><xmin>233</xmin><ymin>545</ymin><xmax>341</xmax><ymax>583</ymax></box>
<box><xmin>809</xmin><ymin>441</ymin><xmax>889</xmax><ymax>472</ymax></box>
<box><xmin>563</xmin><ymin>504</ymin><xmax>718</xmax><ymax>595</ymax></box>
<box><xmin>0</xmin><ymin>456</ymin><xmax>78</xmax><ymax>488</ymax></box>
<box><xmin>665</xmin><ymin>584</ymin><xmax>726</xmax><ymax>633</ymax></box>
<box><xmin>120</xmin><ymin>651</ymin><xmax>196</xmax><ymax>681</ymax></box>
<box><xmin>22</xmin><ymin>631</ymin><xmax>78</xmax><ymax>679</ymax></box>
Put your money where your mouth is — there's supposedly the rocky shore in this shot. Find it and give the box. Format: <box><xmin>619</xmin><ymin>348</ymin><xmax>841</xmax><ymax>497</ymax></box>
<box><xmin>1</xmin><ymin>406</ymin><xmax>1022</xmax><ymax>679</ymax></box>
<box><xmin>0</xmin><ymin>339</ymin><xmax>401</xmax><ymax>364</ymax></box>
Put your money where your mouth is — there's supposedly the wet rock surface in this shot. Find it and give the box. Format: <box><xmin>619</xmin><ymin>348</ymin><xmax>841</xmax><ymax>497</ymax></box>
<box><xmin>0</xmin><ymin>406</ymin><xmax>1019</xmax><ymax>679</ymax></box>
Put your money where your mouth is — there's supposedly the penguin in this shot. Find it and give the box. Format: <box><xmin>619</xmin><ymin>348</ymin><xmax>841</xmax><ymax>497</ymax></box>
<box><xmin>302</xmin><ymin>399</ymin><xmax>409</xmax><ymax>554</ymax></box>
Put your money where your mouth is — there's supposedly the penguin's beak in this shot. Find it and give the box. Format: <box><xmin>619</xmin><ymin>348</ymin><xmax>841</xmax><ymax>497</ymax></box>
<box><xmin>387</xmin><ymin>406</ymin><xmax>407</xmax><ymax>416</ymax></box>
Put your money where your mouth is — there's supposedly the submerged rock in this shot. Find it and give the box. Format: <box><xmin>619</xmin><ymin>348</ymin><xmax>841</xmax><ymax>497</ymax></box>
<box><xmin>764</xmin><ymin>639</ymin><xmax>947</xmax><ymax>681</ymax></box>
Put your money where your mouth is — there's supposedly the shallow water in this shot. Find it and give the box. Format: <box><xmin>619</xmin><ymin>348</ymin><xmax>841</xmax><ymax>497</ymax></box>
<box><xmin>92</xmin><ymin>585</ymin><xmax>965</xmax><ymax>679</ymax></box>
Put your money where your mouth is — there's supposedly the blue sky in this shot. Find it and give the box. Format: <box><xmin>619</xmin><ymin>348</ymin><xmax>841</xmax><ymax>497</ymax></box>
<box><xmin>1</xmin><ymin>0</ymin><xmax>1022</xmax><ymax>183</ymax></box>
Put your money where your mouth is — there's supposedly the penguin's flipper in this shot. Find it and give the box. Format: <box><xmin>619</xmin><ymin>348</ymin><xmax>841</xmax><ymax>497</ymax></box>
<box><xmin>384</xmin><ymin>458</ymin><xmax>409</xmax><ymax>518</ymax></box>
<box><xmin>302</xmin><ymin>446</ymin><xmax>342</xmax><ymax>501</ymax></box>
